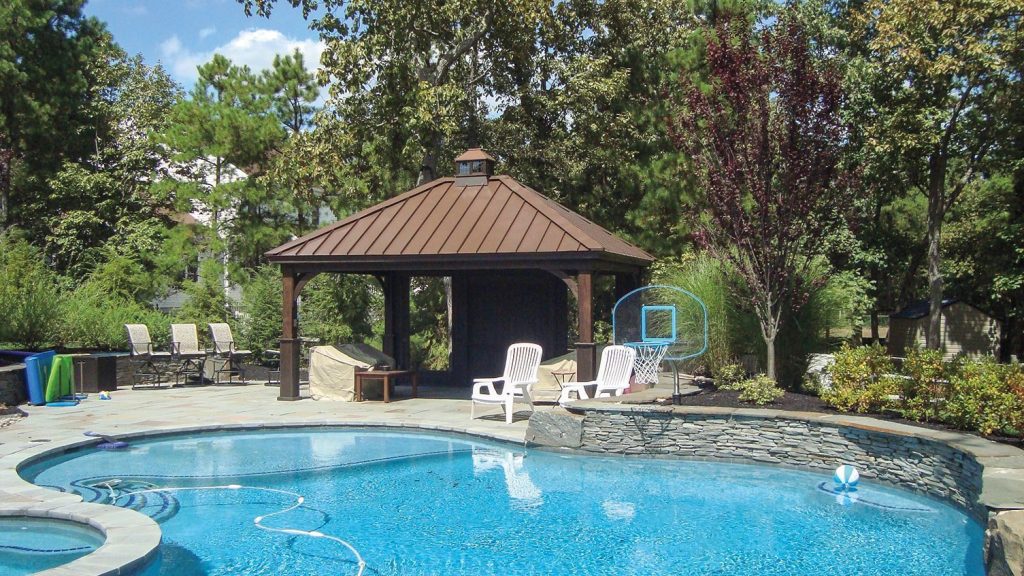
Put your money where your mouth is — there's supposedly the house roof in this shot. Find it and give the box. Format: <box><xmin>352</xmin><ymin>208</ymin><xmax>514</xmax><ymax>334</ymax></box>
<box><xmin>266</xmin><ymin>173</ymin><xmax>654</xmax><ymax>272</ymax></box>
<box><xmin>891</xmin><ymin>298</ymin><xmax>960</xmax><ymax>320</ymax></box>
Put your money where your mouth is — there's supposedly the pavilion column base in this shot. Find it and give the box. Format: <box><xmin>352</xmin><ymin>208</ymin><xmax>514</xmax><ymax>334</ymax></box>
<box><xmin>576</xmin><ymin>342</ymin><xmax>597</xmax><ymax>383</ymax></box>
<box><xmin>277</xmin><ymin>337</ymin><xmax>301</xmax><ymax>401</ymax></box>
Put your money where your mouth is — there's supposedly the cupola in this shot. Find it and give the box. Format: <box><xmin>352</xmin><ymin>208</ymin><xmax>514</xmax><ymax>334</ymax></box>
<box><xmin>454</xmin><ymin>148</ymin><xmax>495</xmax><ymax>186</ymax></box>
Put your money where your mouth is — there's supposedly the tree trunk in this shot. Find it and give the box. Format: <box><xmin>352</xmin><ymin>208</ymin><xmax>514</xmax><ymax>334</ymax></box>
<box><xmin>417</xmin><ymin>131</ymin><xmax>443</xmax><ymax>186</ymax></box>
<box><xmin>0</xmin><ymin>148</ymin><xmax>11</xmax><ymax>231</ymax></box>
<box><xmin>870</xmin><ymin>310</ymin><xmax>880</xmax><ymax>344</ymax></box>
<box><xmin>925</xmin><ymin>154</ymin><xmax>947</xmax><ymax>350</ymax></box>
<box><xmin>765</xmin><ymin>336</ymin><xmax>777</xmax><ymax>381</ymax></box>
<box><xmin>444</xmin><ymin>276</ymin><xmax>453</xmax><ymax>363</ymax></box>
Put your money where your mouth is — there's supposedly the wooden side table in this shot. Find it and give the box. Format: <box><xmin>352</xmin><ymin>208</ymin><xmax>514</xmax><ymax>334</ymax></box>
<box><xmin>354</xmin><ymin>369</ymin><xmax>418</xmax><ymax>403</ymax></box>
<box><xmin>550</xmin><ymin>370</ymin><xmax>576</xmax><ymax>390</ymax></box>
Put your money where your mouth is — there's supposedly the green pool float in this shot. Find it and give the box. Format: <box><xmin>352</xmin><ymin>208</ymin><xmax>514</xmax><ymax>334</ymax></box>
<box><xmin>44</xmin><ymin>354</ymin><xmax>75</xmax><ymax>404</ymax></box>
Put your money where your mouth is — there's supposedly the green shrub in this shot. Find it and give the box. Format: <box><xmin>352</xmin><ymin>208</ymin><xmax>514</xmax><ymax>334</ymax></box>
<box><xmin>773</xmin><ymin>264</ymin><xmax>870</xmax><ymax>389</ymax></box>
<box><xmin>942</xmin><ymin>358</ymin><xmax>1024</xmax><ymax>436</ymax></box>
<box><xmin>713</xmin><ymin>363</ymin><xmax>747</xmax><ymax>390</ymax></box>
<box><xmin>58</xmin><ymin>280</ymin><xmax>171</xmax><ymax>350</ymax></box>
<box><xmin>737</xmin><ymin>374</ymin><xmax>785</xmax><ymax>405</ymax></box>
<box><xmin>652</xmin><ymin>254</ymin><xmax>760</xmax><ymax>376</ymax></box>
<box><xmin>300</xmin><ymin>275</ymin><xmax>378</xmax><ymax>346</ymax></box>
<box><xmin>0</xmin><ymin>232</ymin><xmax>62</xmax><ymax>348</ymax></box>
<box><xmin>88</xmin><ymin>250</ymin><xmax>158</xmax><ymax>302</ymax></box>
<box><xmin>176</xmin><ymin>260</ymin><xmax>233</xmax><ymax>346</ymax></box>
<box><xmin>58</xmin><ymin>283</ymin><xmax>124</xmax><ymax>349</ymax></box>
<box><xmin>240</xmin><ymin>265</ymin><xmax>282</xmax><ymax>359</ymax></box>
<box><xmin>822</xmin><ymin>343</ymin><xmax>900</xmax><ymax>413</ymax></box>
<box><xmin>898</xmin><ymin>348</ymin><xmax>951</xmax><ymax>421</ymax></box>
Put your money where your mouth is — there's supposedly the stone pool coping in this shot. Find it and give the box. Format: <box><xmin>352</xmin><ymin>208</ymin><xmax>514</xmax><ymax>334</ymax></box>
<box><xmin>564</xmin><ymin>399</ymin><xmax>1024</xmax><ymax>512</ymax></box>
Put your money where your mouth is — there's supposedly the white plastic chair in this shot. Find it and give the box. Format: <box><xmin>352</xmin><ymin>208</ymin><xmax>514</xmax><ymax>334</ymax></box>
<box><xmin>558</xmin><ymin>345</ymin><xmax>636</xmax><ymax>405</ymax></box>
<box><xmin>471</xmin><ymin>343</ymin><xmax>543</xmax><ymax>424</ymax></box>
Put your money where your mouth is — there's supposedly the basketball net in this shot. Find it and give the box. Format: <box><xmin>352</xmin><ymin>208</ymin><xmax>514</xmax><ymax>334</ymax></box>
<box><xmin>626</xmin><ymin>342</ymin><xmax>669</xmax><ymax>385</ymax></box>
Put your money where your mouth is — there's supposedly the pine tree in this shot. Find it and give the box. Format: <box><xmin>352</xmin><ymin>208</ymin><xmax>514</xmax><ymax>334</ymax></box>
<box><xmin>261</xmin><ymin>49</ymin><xmax>321</xmax><ymax>230</ymax></box>
<box><xmin>154</xmin><ymin>54</ymin><xmax>285</xmax><ymax>304</ymax></box>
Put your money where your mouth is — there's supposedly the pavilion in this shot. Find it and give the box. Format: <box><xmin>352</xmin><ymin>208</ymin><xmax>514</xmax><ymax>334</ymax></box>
<box><xmin>266</xmin><ymin>149</ymin><xmax>654</xmax><ymax>400</ymax></box>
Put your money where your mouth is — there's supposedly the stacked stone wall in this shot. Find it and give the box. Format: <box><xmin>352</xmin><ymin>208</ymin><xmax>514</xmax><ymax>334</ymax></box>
<box><xmin>576</xmin><ymin>407</ymin><xmax>985</xmax><ymax>518</ymax></box>
<box><xmin>0</xmin><ymin>365</ymin><xmax>26</xmax><ymax>407</ymax></box>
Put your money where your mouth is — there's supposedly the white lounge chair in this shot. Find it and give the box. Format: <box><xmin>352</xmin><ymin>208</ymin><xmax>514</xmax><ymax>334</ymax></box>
<box><xmin>170</xmin><ymin>323</ymin><xmax>207</xmax><ymax>386</ymax></box>
<box><xmin>558</xmin><ymin>345</ymin><xmax>636</xmax><ymax>405</ymax></box>
<box><xmin>471</xmin><ymin>343</ymin><xmax>543</xmax><ymax>424</ymax></box>
<box><xmin>125</xmin><ymin>324</ymin><xmax>172</xmax><ymax>389</ymax></box>
<box><xmin>208</xmin><ymin>323</ymin><xmax>252</xmax><ymax>384</ymax></box>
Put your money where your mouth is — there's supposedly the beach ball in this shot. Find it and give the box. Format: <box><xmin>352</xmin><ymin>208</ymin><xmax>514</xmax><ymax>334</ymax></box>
<box><xmin>833</xmin><ymin>464</ymin><xmax>860</xmax><ymax>489</ymax></box>
<box><xmin>99</xmin><ymin>391</ymin><xmax>111</xmax><ymax>400</ymax></box>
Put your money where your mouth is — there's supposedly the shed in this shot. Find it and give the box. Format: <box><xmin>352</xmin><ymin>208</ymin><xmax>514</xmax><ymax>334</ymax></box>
<box><xmin>887</xmin><ymin>299</ymin><xmax>1001</xmax><ymax>360</ymax></box>
<box><xmin>266</xmin><ymin>149</ymin><xmax>655</xmax><ymax>400</ymax></box>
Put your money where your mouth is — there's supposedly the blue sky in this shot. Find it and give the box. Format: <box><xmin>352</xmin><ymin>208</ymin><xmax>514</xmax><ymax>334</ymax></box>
<box><xmin>84</xmin><ymin>0</ymin><xmax>324</xmax><ymax>90</ymax></box>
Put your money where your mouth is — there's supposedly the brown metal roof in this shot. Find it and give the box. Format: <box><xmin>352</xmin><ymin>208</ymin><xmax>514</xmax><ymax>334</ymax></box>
<box><xmin>266</xmin><ymin>174</ymin><xmax>654</xmax><ymax>271</ymax></box>
<box><xmin>454</xmin><ymin>148</ymin><xmax>495</xmax><ymax>162</ymax></box>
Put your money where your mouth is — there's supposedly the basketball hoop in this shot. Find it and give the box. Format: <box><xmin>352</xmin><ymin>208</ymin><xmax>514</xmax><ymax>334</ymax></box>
<box><xmin>613</xmin><ymin>285</ymin><xmax>709</xmax><ymax>404</ymax></box>
<box><xmin>624</xmin><ymin>341</ymin><xmax>669</xmax><ymax>386</ymax></box>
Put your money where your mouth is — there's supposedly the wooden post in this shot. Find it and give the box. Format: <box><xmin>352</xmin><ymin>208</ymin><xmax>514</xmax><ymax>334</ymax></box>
<box><xmin>383</xmin><ymin>273</ymin><xmax>412</xmax><ymax>369</ymax></box>
<box><xmin>450</xmin><ymin>274</ymin><xmax>469</xmax><ymax>386</ymax></box>
<box><xmin>279</xmin><ymin>270</ymin><xmax>301</xmax><ymax>401</ymax></box>
<box><xmin>576</xmin><ymin>271</ymin><xmax>596</xmax><ymax>382</ymax></box>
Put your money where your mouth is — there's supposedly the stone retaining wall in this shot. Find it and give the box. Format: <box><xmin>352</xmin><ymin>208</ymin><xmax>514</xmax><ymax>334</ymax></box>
<box><xmin>578</xmin><ymin>408</ymin><xmax>984</xmax><ymax>516</ymax></box>
<box><xmin>0</xmin><ymin>364</ymin><xmax>26</xmax><ymax>407</ymax></box>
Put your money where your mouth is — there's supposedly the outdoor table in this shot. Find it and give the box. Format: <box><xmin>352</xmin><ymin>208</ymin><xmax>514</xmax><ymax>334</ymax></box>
<box><xmin>550</xmin><ymin>370</ymin><xmax>576</xmax><ymax>389</ymax></box>
<box><xmin>353</xmin><ymin>369</ymin><xmax>418</xmax><ymax>403</ymax></box>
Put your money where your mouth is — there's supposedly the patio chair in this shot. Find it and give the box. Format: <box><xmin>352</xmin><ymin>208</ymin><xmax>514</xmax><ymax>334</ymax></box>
<box><xmin>471</xmin><ymin>343</ymin><xmax>543</xmax><ymax>424</ymax></box>
<box><xmin>170</xmin><ymin>323</ymin><xmax>207</xmax><ymax>386</ymax></box>
<box><xmin>208</xmin><ymin>323</ymin><xmax>252</xmax><ymax>384</ymax></box>
<box><xmin>558</xmin><ymin>345</ymin><xmax>636</xmax><ymax>405</ymax></box>
<box><xmin>125</xmin><ymin>324</ymin><xmax>172</xmax><ymax>389</ymax></box>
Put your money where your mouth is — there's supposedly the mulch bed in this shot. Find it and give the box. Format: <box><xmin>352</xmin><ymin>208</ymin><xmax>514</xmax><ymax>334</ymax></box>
<box><xmin>677</xmin><ymin>386</ymin><xmax>1023</xmax><ymax>448</ymax></box>
<box><xmin>679</xmin><ymin>387</ymin><xmax>831</xmax><ymax>412</ymax></box>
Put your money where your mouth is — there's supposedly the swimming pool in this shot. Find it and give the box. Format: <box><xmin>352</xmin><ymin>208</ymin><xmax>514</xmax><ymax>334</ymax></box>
<box><xmin>0</xmin><ymin>516</ymin><xmax>104</xmax><ymax>575</ymax></box>
<box><xmin>23</xmin><ymin>428</ymin><xmax>984</xmax><ymax>575</ymax></box>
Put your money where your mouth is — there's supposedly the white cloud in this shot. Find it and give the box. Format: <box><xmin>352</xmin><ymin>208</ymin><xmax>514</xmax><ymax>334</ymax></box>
<box><xmin>160</xmin><ymin>28</ymin><xmax>325</xmax><ymax>88</ymax></box>
<box><xmin>199</xmin><ymin>27</ymin><xmax>217</xmax><ymax>40</ymax></box>
<box><xmin>161</xmin><ymin>35</ymin><xmax>183</xmax><ymax>58</ymax></box>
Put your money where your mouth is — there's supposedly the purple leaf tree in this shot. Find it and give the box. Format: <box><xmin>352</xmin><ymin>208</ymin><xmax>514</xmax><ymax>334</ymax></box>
<box><xmin>667</xmin><ymin>8</ymin><xmax>853</xmax><ymax>381</ymax></box>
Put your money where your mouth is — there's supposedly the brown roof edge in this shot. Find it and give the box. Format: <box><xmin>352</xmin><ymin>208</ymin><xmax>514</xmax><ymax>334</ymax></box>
<box><xmin>265</xmin><ymin>249</ymin><xmax>650</xmax><ymax>270</ymax></box>
<box><xmin>265</xmin><ymin>177</ymin><xmax>456</xmax><ymax>257</ymax></box>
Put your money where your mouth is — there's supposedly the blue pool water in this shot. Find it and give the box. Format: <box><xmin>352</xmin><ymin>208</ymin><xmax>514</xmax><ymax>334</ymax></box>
<box><xmin>23</xmin><ymin>428</ymin><xmax>984</xmax><ymax>576</ymax></box>
<box><xmin>0</xmin><ymin>516</ymin><xmax>104</xmax><ymax>575</ymax></box>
